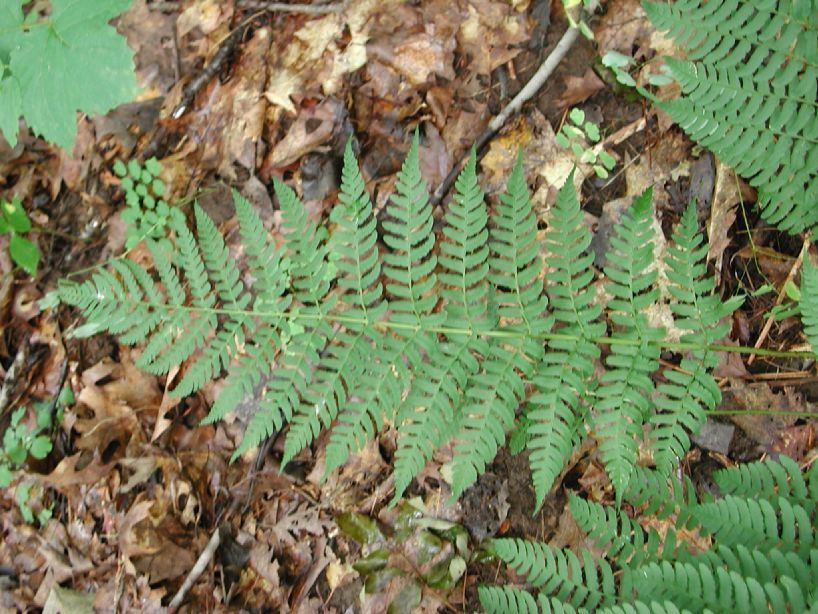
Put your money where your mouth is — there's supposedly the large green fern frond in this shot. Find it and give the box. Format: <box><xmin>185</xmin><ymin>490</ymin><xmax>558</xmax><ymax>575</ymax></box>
<box><xmin>594</xmin><ymin>189</ymin><xmax>664</xmax><ymax>499</ymax></box>
<box><xmin>527</xmin><ymin>170</ymin><xmax>605</xmax><ymax>507</ymax></box>
<box><xmin>643</xmin><ymin>0</ymin><xmax>818</xmax><ymax>234</ymax></box>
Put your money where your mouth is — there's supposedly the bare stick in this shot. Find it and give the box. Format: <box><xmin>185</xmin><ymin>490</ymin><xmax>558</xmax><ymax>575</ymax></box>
<box><xmin>236</xmin><ymin>0</ymin><xmax>343</xmax><ymax>13</ymax></box>
<box><xmin>747</xmin><ymin>240</ymin><xmax>808</xmax><ymax>365</ymax></box>
<box><xmin>168</xmin><ymin>526</ymin><xmax>223</xmax><ymax>612</ymax></box>
<box><xmin>431</xmin><ymin>0</ymin><xmax>600</xmax><ymax>206</ymax></box>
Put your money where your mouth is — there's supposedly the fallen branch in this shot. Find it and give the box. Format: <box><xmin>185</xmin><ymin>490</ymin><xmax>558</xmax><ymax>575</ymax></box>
<box><xmin>431</xmin><ymin>0</ymin><xmax>601</xmax><ymax>206</ymax></box>
<box><xmin>168</xmin><ymin>525</ymin><xmax>223</xmax><ymax>612</ymax></box>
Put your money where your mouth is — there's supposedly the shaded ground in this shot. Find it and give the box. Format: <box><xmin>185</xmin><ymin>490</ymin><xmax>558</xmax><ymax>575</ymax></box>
<box><xmin>1</xmin><ymin>1</ymin><xmax>815</xmax><ymax>612</ymax></box>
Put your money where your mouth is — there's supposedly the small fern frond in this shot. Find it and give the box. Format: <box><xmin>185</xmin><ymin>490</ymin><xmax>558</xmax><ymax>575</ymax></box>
<box><xmin>651</xmin><ymin>202</ymin><xmax>743</xmax><ymax>475</ymax></box>
<box><xmin>643</xmin><ymin>0</ymin><xmax>818</xmax><ymax>234</ymax></box>
<box><xmin>439</xmin><ymin>147</ymin><xmax>492</xmax><ymax>332</ymax></box>
<box><xmin>393</xmin><ymin>150</ymin><xmax>491</xmax><ymax>501</ymax></box>
<box><xmin>527</xmin><ymin>171</ymin><xmax>604</xmax><ymax>507</ymax></box>
<box><xmin>488</xmin><ymin>538</ymin><xmax>617</xmax><ymax>611</ymax></box>
<box><xmin>624</xmin><ymin>466</ymin><xmax>697</xmax><ymax>528</ymax></box>
<box><xmin>801</xmin><ymin>256</ymin><xmax>818</xmax><ymax>355</ymax></box>
<box><xmin>594</xmin><ymin>188</ymin><xmax>663</xmax><ymax>499</ymax></box>
<box><xmin>569</xmin><ymin>495</ymin><xmax>664</xmax><ymax>567</ymax></box>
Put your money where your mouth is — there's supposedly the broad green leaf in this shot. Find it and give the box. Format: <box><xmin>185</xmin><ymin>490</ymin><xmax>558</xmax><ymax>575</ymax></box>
<box><xmin>0</xmin><ymin>2</ymin><xmax>24</xmax><ymax>62</ymax></box>
<box><xmin>29</xmin><ymin>435</ymin><xmax>52</xmax><ymax>460</ymax></box>
<box><xmin>9</xmin><ymin>0</ymin><xmax>139</xmax><ymax>150</ymax></box>
<box><xmin>0</xmin><ymin>463</ymin><xmax>12</xmax><ymax>488</ymax></box>
<box><xmin>9</xmin><ymin>233</ymin><xmax>40</xmax><ymax>275</ymax></box>
<box><xmin>3</xmin><ymin>196</ymin><xmax>31</xmax><ymax>232</ymax></box>
<box><xmin>0</xmin><ymin>73</ymin><xmax>22</xmax><ymax>146</ymax></box>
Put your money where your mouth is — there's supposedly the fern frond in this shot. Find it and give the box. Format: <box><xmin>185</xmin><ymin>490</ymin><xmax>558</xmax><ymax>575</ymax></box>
<box><xmin>643</xmin><ymin>0</ymin><xmax>818</xmax><ymax>234</ymax></box>
<box><xmin>450</xmin><ymin>152</ymin><xmax>550</xmax><ymax>497</ymax></box>
<box><xmin>488</xmin><ymin>538</ymin><xmax>617</xmax><ymax>611</ymax></box>
<box><xmin>527</xmin><ymin>171</ymin><xmax>604</xmax><ymax>507</ymax></box>
<box><xmin>594</xmin><ymin>188</ymin><xmax>663</xmax><ymax>499</ymax></box>
<box><xmin>651</xmin><ymin>202</ymin><xmax>743</xmax><ymax>475</ymax></box>
<box><xmin>801</xmin><ymin>257</ymin><xmax>818</xmax><ymax>356</ymax></box>
<box><xmin>569</xmin><ymin>495</ymin><xmax>663</xmax><ymax>567</ymax></box>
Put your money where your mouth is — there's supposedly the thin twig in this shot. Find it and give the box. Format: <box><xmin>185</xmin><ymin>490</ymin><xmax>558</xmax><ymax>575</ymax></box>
<box><xmin>431</xmin><ymin>0</ymin><xmax>601</xmax><ymax>206</ymax></box>
<box><xmin>0</xmin><ymin>340</ymin><xmax>29</xmax><ymax>420</ymax></box>
<box><xmin>748</xmin><ymin>240</ymin><xmax>808</xmax><ymax>365</ymax></box>
<box><xmin>168</xmin><ymin>525</ymin><xmax>223</xmax><ymax>612</ymax></box>
<box><xmin>236</xmin><ymin>0</ymin><xmax>343</xmax><ymax>13</ymax></box>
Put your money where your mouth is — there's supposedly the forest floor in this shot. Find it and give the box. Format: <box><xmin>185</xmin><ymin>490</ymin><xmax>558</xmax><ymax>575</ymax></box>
<box><xmin>0</xmin><ymin>1</ymin><xmax>815</xmax><ymax>612</ymax></box>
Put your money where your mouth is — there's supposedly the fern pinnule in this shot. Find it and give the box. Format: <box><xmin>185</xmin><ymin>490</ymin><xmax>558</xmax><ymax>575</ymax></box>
<box><xmin>594</xmin><ymin>188</ymin><xmax>663</xmax><ymax>500</ymax></box>
<box><xmin>527</xmin><ymin>171</ymin><xmax>604</xmax><ymax>507</ymax></box>
<box><xmin>449</xmin><ymin>152</ymin><xmax>549</xmax><ymax>498</ymax></box>
<box><xmin>650</xmin><ymin>203</ymin><xmax>742</xmax><ymax>475</ymax></box>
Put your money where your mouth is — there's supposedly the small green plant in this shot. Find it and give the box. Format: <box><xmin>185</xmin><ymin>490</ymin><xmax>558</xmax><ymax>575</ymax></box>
<box><xmin>0</xmin><ymin>389</ymin><xmax>69</xmax><ymax>524</ymax></box>
<box><xmin>600</xmin><ymin>50</ymin><xmax>674</xmax><ymax>88</ymax></box>
<box><xmin>113</xmin><ymin>157</ymin><xmax>180</xmax><ymax>251</ymax></box>
<box><xmin>0</xmin><ymin>195</ymin><xmax>40</xmax><ymax>275</ymax></box>
<box><xmin>0</xmin><ymin>0</ymin><xmax>139</xmax><ymax>150</ymax></box>
<box><xmin>479</xmin><ymin>456</ymin><xmax>818</xmax><ymax>613</ymax></box>
<box><xmin>555</xmin><ymin>108</ymin><xmax>616</xmax><ymax>179</ymax></box>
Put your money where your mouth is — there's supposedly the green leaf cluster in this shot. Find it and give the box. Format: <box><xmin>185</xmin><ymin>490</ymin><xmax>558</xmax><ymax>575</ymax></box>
<box><xmin>480</xmin><ymin>456</ymin><xmax>818</xmax><ymax>613</ymax></box>
<box><xmin>53</xmin><ymin>136</ymin><xmax>761</xmax><ymax>507</ymax></box>
<box><xmin>0</xmin><ymin>0</ymin><xmax>139</xmax><ymax>150</ymax></box>
<box><xmin>0</xmin><ymin>195</ymin><xmax>40</xmax><ymax>275</ymax></box>
<box><xmin>642</xmin><ymin>0</ymin><xmax>818</xmax><ymax>234</ymax></box>
<box><xmin>555</xmin><ymin>108</ymin><xmax>616</xmax><ymax>178</ymax></box>
<box><xmin>113</xmin><ymin>157</ymin><xmax>180</xmax><ymax>251</ymax></box>
<box><xmin>0</xmin><ymin>393</ymin><xmax>67</xmax><ymax>525</ymax></box>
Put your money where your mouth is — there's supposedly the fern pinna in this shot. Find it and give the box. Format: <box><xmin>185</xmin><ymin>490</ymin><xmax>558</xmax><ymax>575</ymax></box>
<box><xmin>58</xmin><ymin>133</ymin><xmax>743</xmax><ymax>504</ymax></box>
<box><xmin>642</xmin><ymin>0</ymin><xmax>818</xmax><ymax>234</ymax></box>
<box><xmin>481</xmin><ymin>456</ymin><xmax>818</xmax><ymax>614</ymax></box>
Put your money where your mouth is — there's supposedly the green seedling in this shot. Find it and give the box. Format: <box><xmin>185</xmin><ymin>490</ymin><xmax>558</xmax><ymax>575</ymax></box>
<box><xmin>0</xmin><ymin>196</ymin><xmax>40</xmax><ymax>276</ymax></box>
<box><xmin>555</xmin><ymin>108</ymin><xmax>616</xmax><ymax>178</ymax></box>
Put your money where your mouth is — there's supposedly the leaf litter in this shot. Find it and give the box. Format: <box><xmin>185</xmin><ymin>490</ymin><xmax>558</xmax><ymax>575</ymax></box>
<box><xmin>0</xmin><ymin>0</ymin><xmax>816</xmax><ymax>612</ymax></box>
